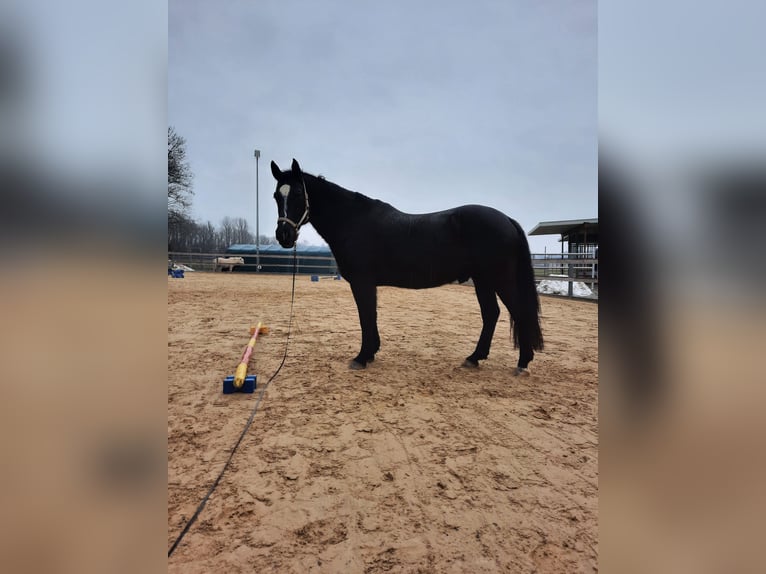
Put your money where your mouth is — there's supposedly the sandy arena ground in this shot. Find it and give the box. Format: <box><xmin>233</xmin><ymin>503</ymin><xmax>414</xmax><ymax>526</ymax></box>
<box><xmin>168</xmin><ymin>273</ymin><xmax>598</xmax><ymax>572</ymax></box>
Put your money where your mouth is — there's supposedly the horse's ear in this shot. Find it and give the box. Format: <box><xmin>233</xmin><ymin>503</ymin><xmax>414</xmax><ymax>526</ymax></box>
<box><xmin>270</xmin><ymin>160</ymin><xmax>282</xmax><ymax>180</ymax></box>
<box><xmin>291</xmin><ymin>158</ymin><xmax>302</xmax><ymax>174</ymax></box>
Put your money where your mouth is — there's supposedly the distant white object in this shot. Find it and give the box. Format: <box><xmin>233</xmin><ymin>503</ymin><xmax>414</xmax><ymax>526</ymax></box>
<box><xmin>168</xmin><ymin>260</ymin><xmax>195</xmax><ymax>272</ymax></box>
<box><xmin>537</xmin><ymin>279</ymin><xmax>593</xmax><ymax>297</ymax></box>
<box><xmin>214</xmin><ymin>256</ymin><xmax>245</xmax><ymax>272</ymax></box>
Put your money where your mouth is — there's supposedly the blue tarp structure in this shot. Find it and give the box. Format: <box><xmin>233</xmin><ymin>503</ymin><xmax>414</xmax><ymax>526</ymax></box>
<box><xmin>226</xmin><ymin>244</ymin><xmax>338</xmax><ymax>275</ymax></box>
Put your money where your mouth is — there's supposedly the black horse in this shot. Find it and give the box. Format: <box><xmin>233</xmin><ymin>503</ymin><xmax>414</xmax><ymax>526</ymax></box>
<box><xmin>271</xmin><ymin>159</ymin><xmax>543</xmax><ymax>375</ymax></box>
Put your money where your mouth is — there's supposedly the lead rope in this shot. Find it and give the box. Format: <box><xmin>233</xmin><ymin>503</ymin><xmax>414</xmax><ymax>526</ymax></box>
<box><xmin>168</xmin><ymin>246</ymin><xmax>298</xmax><ymax>558</ymax></box>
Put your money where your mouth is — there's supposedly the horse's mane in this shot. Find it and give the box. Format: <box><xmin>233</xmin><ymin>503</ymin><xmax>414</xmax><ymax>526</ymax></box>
<box><xmin>304</xmin><ymin>172</ymin><xmax>394</xmax><ymax>212</ymax></box>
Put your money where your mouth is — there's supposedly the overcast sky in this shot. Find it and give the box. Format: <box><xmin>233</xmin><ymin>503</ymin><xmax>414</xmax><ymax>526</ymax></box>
<box><xmin>169</xmin><ymin>0</ymin><xmax>596</xmax><ymax>253</ymax></box>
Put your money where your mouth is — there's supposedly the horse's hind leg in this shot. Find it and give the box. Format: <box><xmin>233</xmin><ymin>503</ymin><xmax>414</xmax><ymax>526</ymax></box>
<box><xmin>464</xmin><ymin>279</ymin><xmax>500</xmax><ymax>368</ymax></box>
<box><xmin>349</xmin><ymin>279</ymin><xmax>379</xmax><ymax>369</ymax></box>
<box><xmin>496</xmin><ymin>281</ymin><xmax>534</xmax><ymax>375</ymax></box>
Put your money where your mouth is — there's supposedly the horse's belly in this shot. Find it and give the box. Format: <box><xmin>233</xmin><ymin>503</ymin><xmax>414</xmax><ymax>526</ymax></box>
<box><xmin>377</xmin><ymin>262</ymin><xmax>465</xmax><ymax>289</ymax></box>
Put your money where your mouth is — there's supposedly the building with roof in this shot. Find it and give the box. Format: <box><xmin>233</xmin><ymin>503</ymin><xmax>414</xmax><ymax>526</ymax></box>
<box><xmin>529</xmin><ymin>218</ymin><xmax>598</xmax><ymax>257</ymax></box>
<box><xmin>528</xmin><ymin>218</ymin><xmax>598</xmax><ymax>298</ymax></box>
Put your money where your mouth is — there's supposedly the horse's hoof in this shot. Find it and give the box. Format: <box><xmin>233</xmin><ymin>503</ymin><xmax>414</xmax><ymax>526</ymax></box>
<box><xmin>514</xmin><ymin>367</ymin><xmax>530</xmax><ymax>377</ymax></box>
<box><xmin>462</xmin><ymin>359</ymin><xmax>479</xmax><ymax>369</ymax></box>
<box><xmin>349</xmin><ymin>360</ymin><xmax>367</xmax><ymax>370</ymax></box>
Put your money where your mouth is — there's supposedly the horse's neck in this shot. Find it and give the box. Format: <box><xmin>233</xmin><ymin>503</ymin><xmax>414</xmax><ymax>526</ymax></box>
<box><xmin>306</xmin><ymin>177</ymin><xmax>367</xmax><ymax>244</ymax></box>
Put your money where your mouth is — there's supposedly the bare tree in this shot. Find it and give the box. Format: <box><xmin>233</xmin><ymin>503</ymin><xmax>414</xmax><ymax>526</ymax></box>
<box><xmin>198</xmin><ymin>221</ymin><xmax>217</xmax><ymax>253</ymax></box>
<box><xmin>232</xmin><ymin>217</ymin><xmax>254</xmax><ymax>245</ymax></box>
<box><xmin>219</xmin><ymin>216</ymin><xmax>235</xmax><ymax>249</ymax></box>
<box><xmin>168</xmin><ymin>126</ymin><xmax>194</xmax><ymax>223</ymax></box>
<box><xmin>168</xmin><ymin>213</ymin><xmax>196</xmax><ymax>252</ymax></box>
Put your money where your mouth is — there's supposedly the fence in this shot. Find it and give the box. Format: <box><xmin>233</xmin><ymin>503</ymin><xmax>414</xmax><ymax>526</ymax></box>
<box><xmin>531</xmin><ymin>254</ymin><xmax>598</xmax><ymax>299</ymax></box>
<box><xmin>168</xmin><ymin>251</ymin><xmax>598</xmax><ymax>299</ymax></box>
<box><xmin>168</xmin><ymin>251</ymin><xmax>339</xmax><ymax>276</ymax></box>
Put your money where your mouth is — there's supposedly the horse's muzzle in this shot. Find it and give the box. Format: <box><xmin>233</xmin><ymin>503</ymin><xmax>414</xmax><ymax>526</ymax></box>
<box><xmin>276</xmin><ymin>223</ymin><xmax>296</xmax><ymax>248</ymax></box>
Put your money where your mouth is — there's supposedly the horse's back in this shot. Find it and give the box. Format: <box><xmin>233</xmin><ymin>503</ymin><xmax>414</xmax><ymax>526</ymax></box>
<box><xmin>452</xmin><ymin>204</ymin><xmax>520</xmax><ymax>238</ymax></box>
<box><xmin>343</xmin><ymin>204</ymin><xmax>524</xmax><ymax>288</ymax></box>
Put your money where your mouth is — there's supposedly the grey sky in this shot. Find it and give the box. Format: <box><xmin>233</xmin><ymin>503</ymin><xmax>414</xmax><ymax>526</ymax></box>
<box><xmin>169</xmin><ymin>0</ymin><xmax>596</xmax><ymax>252</ymax></box>
<box><xmin>600</xmin><ymin>0</ymin><xmax>766</xmax><ymax>162</ymax></box>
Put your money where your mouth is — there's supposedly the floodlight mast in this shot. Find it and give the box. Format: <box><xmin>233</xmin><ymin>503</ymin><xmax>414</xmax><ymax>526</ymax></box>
<box><xmin>254</xmin><ymin>148</ymin><xmax>261</xmax><ymax>271</ymax></box>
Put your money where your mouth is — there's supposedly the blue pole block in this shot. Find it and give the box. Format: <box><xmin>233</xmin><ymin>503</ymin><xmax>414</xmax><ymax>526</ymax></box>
<box><xmin>223</xmin><ymin>375</ymin><xmax>257</xmax><ymax>394</ymax></box>
<box><xmin>310</xmin><ymin>275</ymin><xmax>319</xmax><ymax>282</ymax></box>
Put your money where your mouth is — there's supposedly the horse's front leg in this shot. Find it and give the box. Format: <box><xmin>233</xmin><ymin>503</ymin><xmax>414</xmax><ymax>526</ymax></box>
<box><xmin>349</xmin><ymin>279</ymin><xmax>379</xmax><ymax>369</ymax></box>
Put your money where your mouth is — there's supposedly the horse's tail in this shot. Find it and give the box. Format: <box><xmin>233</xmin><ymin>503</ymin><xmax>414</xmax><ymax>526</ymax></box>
<box><xmin>508</xmin><ymin>218</ymin><xmax>544</xmax><ymax>351</ymax></box>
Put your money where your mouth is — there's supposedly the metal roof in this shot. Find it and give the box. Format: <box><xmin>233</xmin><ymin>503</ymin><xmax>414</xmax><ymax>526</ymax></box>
<box><xmin>528</xmin><ymin>218</ymin><xmax>598</xmax><ymax>236</ymax></box>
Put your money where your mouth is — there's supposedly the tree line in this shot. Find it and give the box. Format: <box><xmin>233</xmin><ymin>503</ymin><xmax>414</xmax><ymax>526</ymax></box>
<box><xmin>168</xmin><ymin>215</ymin><xmax>276</xmax><ymax>254</ymax></box>
<box><xmin>168</xmin><ymin>126</ymin><xmax>277</xmax><ymax>253</ymax></box>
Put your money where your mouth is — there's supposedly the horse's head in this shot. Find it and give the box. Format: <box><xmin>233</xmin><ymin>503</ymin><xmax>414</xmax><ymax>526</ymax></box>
<box><xmin>271</xmin><ymin>158</ymin><xmax>310</xmax><ymax>249</ymax></box>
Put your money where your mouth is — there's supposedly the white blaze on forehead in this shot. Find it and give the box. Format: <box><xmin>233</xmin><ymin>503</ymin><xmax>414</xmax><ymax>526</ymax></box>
<box><xmin>278</xmin><ymin>184</ymin><xmax>290</xmax><ymax>218</ymax></box>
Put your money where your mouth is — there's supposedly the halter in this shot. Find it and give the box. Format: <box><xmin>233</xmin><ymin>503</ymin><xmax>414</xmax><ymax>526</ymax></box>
<box><xmin>277</xmin><ymin>176</ymin><xmax>310</xmax><ymax>233</ymax></box>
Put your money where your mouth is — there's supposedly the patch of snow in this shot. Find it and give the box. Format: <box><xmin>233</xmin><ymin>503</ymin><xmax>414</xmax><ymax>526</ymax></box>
<box><xmin>537</xmin><ymin>279</ymin><xmax>593</xmax><ymax>297</ymax></box>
